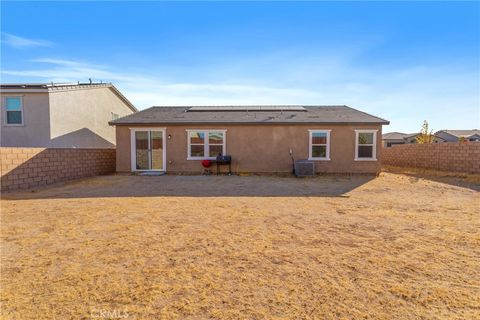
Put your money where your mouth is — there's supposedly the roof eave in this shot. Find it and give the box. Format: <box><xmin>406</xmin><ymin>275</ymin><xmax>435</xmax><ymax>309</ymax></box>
<box><xmin>0</xmin><ymin>88</ymin><xmax>49</xmax><ymax>93</ymax></box>
<box><xmin>108</xmin><ymin>85</ymin><xmax>138</xmax><ymax>112</ymax></box>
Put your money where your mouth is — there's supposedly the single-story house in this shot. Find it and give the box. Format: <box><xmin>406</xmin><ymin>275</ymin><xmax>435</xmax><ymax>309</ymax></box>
<box><xmin>382</xmin><ymin>132</ymin><xmax>410</xmax><ymax>147</ymax></box>
<box><xmin>382</xmin><ymin>132</ymin><xmax>446</xmax><ymax>147</ymax></box>
<box><xmin>435</xmin><ymin>129</ymin><xmax>480</xmax><ymax>142</ymax></box>
<box><xmin>1</xmin><ymin>82</ymin><xmax>136</xmax><ymax>148</ymax></box>
<box><xmin>110</xmin><ymin>105</ymin><xmax>389</xmax><ymax>174</ymax></box>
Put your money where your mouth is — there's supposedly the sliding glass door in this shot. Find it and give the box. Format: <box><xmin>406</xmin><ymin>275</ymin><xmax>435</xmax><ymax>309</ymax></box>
<box><xmin>150</xmin><ymin>131</ymin><xmax>164</xmax><ymax>170</ymax></box>
<box><xmin>135</xmin><ymin>131</ymin><xmax>150</xmax><ymax>170</ymax></box>
<box><xmin>131</xmin><ymin>129</ymin><xmax>165</xmax><ymax>171</ymax></box>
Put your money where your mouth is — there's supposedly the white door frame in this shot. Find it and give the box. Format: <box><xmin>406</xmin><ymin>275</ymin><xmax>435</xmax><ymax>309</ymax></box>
<box><xmin>130</xmin><ymin>128</ymin><xmax>167</xmax><ymax>172</ymax></box>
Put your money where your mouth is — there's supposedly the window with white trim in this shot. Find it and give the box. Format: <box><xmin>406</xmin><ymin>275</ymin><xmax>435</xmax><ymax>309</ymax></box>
<box><xmin>355</xmin><ymin>130</ymin><xmax>377</xmax><ymax>160</ymax></box>
<box><xmin>4</xmin><ymin>96</ymin><xmax>23</xmax><ymax>125</ymax></box>
<box><xmin>308</xmin><ymin>130</ymin><xmax>331</xmax><ymax>160</ymax></box>
<box><xmin>187</xmin><ymin>130</ymin><xmax>226</xmax><ymax>160</ymax></box>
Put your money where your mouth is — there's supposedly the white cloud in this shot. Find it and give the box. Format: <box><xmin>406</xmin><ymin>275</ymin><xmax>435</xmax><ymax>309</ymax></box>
<box><xmin>1</xmin><ymin>57</ymin><xmax>478</xmax><ymax>133</ymax></box>
<box><xmin>2</xmin><ymin>58</ymin><xmax>319</xmax><ymax>108</ymax></box>
<box><xmin>1</xmin><ymin>33</ymin><xmax>53</xmax><ymax>48</ymax></box>
<box><xmin>31</xmin><ymin>58</ymin><xmax>95</xmax><ymax>68</ymax></box>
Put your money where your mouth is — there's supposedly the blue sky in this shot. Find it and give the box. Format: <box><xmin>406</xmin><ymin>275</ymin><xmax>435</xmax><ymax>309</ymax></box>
<box><xmin>1</xmin><ymin>1</ymin><xmax>479</xmax><ymax>132</ymax></box>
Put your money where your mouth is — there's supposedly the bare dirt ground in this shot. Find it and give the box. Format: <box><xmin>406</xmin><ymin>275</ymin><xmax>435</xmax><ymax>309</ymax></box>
<box><xmin>1</xmin><ymin>170</ymin><xmax>479</xmax><ymax>319</ymax></box>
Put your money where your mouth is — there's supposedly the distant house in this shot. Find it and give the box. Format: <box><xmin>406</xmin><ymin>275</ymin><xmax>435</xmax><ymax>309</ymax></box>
<box><xmin>382</xmin><ymin>132</ymin><xmax>446</xmax><ymax>147</ymax></box>
<box><xmin>382</xmin><ymin>132</ymin><xmax>410</xmax><ymax>147</ymax></box>
<box><xmin>1</xmin><ymin>83</ymin><xmax>136</xmax><ymax>148</ymax></box>
<box><xmin>109</xmin><ymin>105</ymin><xmax>389</xmax><ymax>174</ymax></box>
<box><xmin>435</xmin><ymin>130</ymin><xmax>480</xmax><ymax>142</ymax></box>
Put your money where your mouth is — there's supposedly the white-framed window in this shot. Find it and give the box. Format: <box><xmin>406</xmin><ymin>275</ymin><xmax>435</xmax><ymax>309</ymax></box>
<box><xmin>308</xmin><ymin>130</ymin><xmax>331</xmax><ymax>160</ymax></box>
<box><xmin>111</xmin><ymin>112</ymin><xmax>119</xmax><ymax>121</ymax></box>
<box><xmin>355</xmin><ymin>129</ymin><xmax>377</xmax><ymax>161</ymax></box>
<box><xmin>3</xmin><ymin>96</ymin><xmax>24</xmax><ymax>125</ymax></box>
<box><xmin>187</xmin><ymin>129</ymin><xmax>226</xmax><ymax>160</ymax></box>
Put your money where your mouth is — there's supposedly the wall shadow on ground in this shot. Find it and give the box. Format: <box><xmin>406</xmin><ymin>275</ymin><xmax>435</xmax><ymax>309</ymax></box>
<box><xmin>382</xmin><ymin>166</ymin><xmax>480</xmax><ymax>192</ymax></box>
<box><xmin>1</xmin><ymin>174</ymin><xmax>377</xmax><ymax>200</ymax></box>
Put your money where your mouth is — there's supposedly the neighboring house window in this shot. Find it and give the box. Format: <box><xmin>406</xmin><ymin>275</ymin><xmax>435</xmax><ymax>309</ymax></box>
<box><xmin>111</xmin><ymin>112</ymin><xmax>119</xmax><ymax>120</ymax></box>
<box><xmin>355</xmin><ymin>130</ymin><xmax>377</xmax><ymax>161</ymax></box>
<box><xmin>187</xmin><ymin>129</ymin><xmax>226</xmax><ymax>160</ymax></box>
<box><xmin>4</xmin><ymin>96</ymin><xmax>23</xmax><ymax>125</ymax></box>
<box><xmin>308</xmin><ymin>130</ymin><xmax>331</xmax><ymax>160</ymax></box>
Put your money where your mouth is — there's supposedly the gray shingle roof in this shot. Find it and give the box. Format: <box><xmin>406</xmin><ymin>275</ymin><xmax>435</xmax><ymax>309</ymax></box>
<box><xmin>109</xmin><ymin>105</ymin><xmax>389</xmax><ymax>125</ymax></box>
<box><xmin>382</xmin><ymin>132</ymin><xmax>409</xmax><ymax>140</ymax></box>
<box><xmin>436</xmin><ymin>130</ymin><xmax>480</xmax><ymax>138</ymax></box>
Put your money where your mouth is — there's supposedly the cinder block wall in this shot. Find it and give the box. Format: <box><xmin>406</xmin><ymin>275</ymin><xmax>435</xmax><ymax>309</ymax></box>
<box><xmin>382</xmin><ymin>142</ymin><xmax>480</xmax><ymax>173</ymax></box>
<box><xmin>0</xmin><ymin>148</ymin><xmax>116</xmax><ymax>192</ymax></box>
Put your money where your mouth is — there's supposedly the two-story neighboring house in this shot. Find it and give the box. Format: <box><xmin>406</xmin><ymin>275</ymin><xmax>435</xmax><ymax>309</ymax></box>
<box><xmin>1</xmin><ymin>82</ymin><xmax>137</xmax><ymax>148</ymax></box>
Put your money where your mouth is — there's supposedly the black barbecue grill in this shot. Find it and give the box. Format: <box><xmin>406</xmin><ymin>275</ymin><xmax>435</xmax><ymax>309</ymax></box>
<box><xmin>215</xmin><ymin>155</ymin><xmax>232</xmax><ymax>175</ymax></box>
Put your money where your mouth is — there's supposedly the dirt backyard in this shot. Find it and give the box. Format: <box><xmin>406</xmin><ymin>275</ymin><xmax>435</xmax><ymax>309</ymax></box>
<box><xmin>1</xmin><ymin>170</ymin><xmax>479</xmax><ymax>319</ymax></box>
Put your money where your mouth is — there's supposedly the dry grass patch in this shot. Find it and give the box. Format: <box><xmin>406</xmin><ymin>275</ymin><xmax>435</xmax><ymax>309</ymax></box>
<box><xmin>1</xmin><ymin>173</ymin><xmax>479</xmax><ymax>319</ymax></box>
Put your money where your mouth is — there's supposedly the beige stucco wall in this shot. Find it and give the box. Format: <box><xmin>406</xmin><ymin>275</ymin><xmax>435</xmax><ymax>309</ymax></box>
<box><xmin>1</xmin><ymin>93</ymin><xmax>51</xmax><ymax>147</ymax></box>
<box><xmin>48</xmin><ymin>87</ymin><xmax>134</xmax><ymax>148</ymax></box>
<box><xmin>116</xmin><ymin>124</ymin><xmax>383</xmax><ymax>174</ymax></box>
<box><xmin>1</xmin><ymin>87</ymin><xmax>134</xmax><ymax>148</ymax></box>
